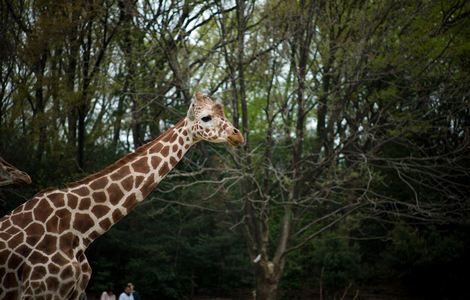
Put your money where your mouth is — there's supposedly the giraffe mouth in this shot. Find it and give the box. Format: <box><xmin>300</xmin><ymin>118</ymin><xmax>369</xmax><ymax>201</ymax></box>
<box><xmin>227</xmin><ymin>132</ymin><xmax>245</xmax><ymax>147</ymax></box>
<box><xmin>13</xmin><ymin>172</ymin><xmax>32</xmax><ymax>185</ymax></box>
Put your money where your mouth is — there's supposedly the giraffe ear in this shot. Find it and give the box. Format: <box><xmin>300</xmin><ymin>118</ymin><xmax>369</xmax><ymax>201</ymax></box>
<box><xmin>188</xmin><ymin>92</ymin><xmax>203</xmax><ymax>120</ymax></box>
<box><xmin>187</xmin><ymin>102</ymin><xmax>195</xmax><ymax>121</ymax></box>
<box><xmin>195</xmin><ymin>91</ymin><xmax>205</xmax><ymax>104</ymax></box>
<box><xmin>213</xmin><ymin>102</ymin><xmax>225</xmax><ymax>117</ymax></box>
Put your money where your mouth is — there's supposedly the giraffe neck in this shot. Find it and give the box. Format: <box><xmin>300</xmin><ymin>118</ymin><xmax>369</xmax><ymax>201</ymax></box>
<box><xmin>42</xmin><ymin>118</ymin><xmax>195</xmax><ymax>249</ymax></box>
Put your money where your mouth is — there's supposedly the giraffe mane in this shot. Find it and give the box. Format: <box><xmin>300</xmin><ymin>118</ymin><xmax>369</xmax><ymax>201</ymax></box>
<box><xmin>32</xmin><ymin>119</ymin><xmax>185</xmax><ymax>197</ymax></box>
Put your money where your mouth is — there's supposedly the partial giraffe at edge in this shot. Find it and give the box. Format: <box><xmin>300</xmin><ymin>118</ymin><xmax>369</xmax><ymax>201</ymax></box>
<box><xmin>0</xmin><ymin>92</ymin><xmax>244</xmax><ymax>299</ymax></box>
<box><xmin>0</xmin><ymin>157</ymin><xmax>32</xmax><ymax>187</ymax></box>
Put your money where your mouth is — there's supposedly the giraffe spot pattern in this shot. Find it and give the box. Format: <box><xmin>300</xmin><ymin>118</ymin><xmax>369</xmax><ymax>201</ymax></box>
<box><xmin>159</xmin><ymin>161</ymin><xmax>170</xmax><ymax>177</ymax></box>
<box><xmin>73</xmin><ymin>213</ymin><xmax>94</xmax><ymax>233</ymax></box>
<box><xmin>92</xmin><ymin>205</ymin><xmax>110</xmax><ymax>219</ymax></box>
<box><xmin>67</xmin><ymin>194</ymin><xmax>79</xmax><ymax>209</ymax></box>
<box><xmin>90</xmin><ymin>177</ymin><xmax>108</xmax><ymax>190</ymax></box>
<box><xmin>92</xmin><ymin>191</ymin><xmax>107</xmax><ymax>203</ymax></box>
<box><xmin>78</xmin><ymin>197</ymin><xmax>92</xmax><ymax>210</ymax></box>
<box><xmin>132</xmin><ymin>157</ymin><xmax>151</xmax><ymax>174</ymax></box>
<box><xmin>0</xmin><ymin>112</ymin><xmax>204</xmax><ymax>298</ymax></box>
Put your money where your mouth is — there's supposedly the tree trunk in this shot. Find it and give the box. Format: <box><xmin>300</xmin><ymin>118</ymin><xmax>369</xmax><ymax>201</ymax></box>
<box><xmin>255</xmin><ymin>259</ymin><xmax>283</xmax><ymax>300</ymax></box>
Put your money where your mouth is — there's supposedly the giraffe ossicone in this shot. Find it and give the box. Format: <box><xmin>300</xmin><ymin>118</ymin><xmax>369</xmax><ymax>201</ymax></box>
<box><xmin>0</xmin><ymin>92</ymin><xmax>244</xmax><ymax>299</ymax></box>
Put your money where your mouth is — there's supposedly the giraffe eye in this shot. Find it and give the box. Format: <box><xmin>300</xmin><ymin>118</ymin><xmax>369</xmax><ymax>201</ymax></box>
<box><xmin>201</xmin><ymin>115</ymin><xmax>212</xmax><ymax>122</ymax></box>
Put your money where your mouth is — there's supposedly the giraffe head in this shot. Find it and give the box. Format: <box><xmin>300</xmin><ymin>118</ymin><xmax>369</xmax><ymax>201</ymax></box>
<box><xmin>187</xmin><ymin>92</ymin><xmax>245</xmax><ymax>146</ymax></box>
<box><xmin>0</xmin><ymin>157</ymin><xmax>32</xmax><ymax>186</ymax></box>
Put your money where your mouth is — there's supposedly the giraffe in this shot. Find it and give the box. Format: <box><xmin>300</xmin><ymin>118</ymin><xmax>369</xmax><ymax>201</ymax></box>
<box><xmin>0</xmin><ymin>92</ymin><xmax>244</xmax><ymax>299</ymax></box>
<box><xmin>0</xmin><ymin>157</ymin><xmax>32</xmax><ymax>187</ymax></box>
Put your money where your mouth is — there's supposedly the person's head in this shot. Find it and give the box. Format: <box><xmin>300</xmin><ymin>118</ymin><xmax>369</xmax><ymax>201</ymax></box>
<box><xmin>106</xmin><ymin>286</ymin><xmax>114</xmax><ymax>294</ymax></box>
<box><xmin>127</xmin><ymin>282</ymin><xmax>134</xmax><ymax>292</ymax></box>
<box><xmin>124</xmin><ymin>284</ymin><xmax>132</xmax><ymax>294</ymax></box>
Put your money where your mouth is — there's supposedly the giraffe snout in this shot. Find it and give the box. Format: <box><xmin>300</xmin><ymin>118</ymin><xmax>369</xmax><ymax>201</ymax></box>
<box><xmin>12</xmin><ymin>171</ymin><xmax>32</xmax><ymax>185</ymax></box>
<box><xmin>227</xmin><ymin>128</ymin><xmax>245</xmax><ymax>146</ymax></box>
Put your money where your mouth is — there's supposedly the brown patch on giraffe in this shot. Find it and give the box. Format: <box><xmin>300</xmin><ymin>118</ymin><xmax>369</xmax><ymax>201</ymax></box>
<box><xmin>172</xmin><ymin>144</ymin><xmax>178</xmax><ymax>153</ymax></box>
<box><xmin>161</xmin><ymin>132</ymin><xmax>172</xmax><ymax>142</ymax></box>
<box><xmin>72</xmin><ymin>186</ymin><xmax>90</xmax><ymax>197</ymax></box>
<box><xmin>182</xmin><ymin>129</ymin><xmax>188</xmax><ymax>136</ymax></box>
<box><xmin>10</xmin><ymin>204</ymin><xmax>24</xmax><ymax>215</ymax></box>
<box><xmin>2</xmin><ymin>271</ymin><xmax>17</xmax><ymax>289</ymax></box>
<box><xmin>121</xmin><ymin>176</ymin><xmax>133</xmax><ymax>191</ymax></box>
<box><xmin>151</xmin><ymin>155</ymin><xmax>162</xmax><ymax>169</ymax></box>
<box><xmin>7</xmin><ymin>252</ymin><xmax>22</xmax><ymax>269</ymax></box>
<box><xmin>0</xmin><ymin>218</ymin><xmax>12</xmax><ymax>230</ymax></box>
<box><xmin>132</xmin><ymin>157</ymin><xmax>150</xmax><ymax>174</ymax></box>
<box><xmin>45</xmin><ymin>276</ymin><xmax>60</xmax><ymax>291</ymax></box>
<box><xmin>161</xmin><ymin>145</ymin><xmax>170</xmax><ymax>157</ymax></box>
<box><xmin>159</xmin><ymin>161</ymin><xmax>170</xmax><ymax>177</ymax></box>
<box><xmin>93</xmin><ymin>191</ymin><xmax>107</xmax><ymax>203</ymax></box>
<box><xmin>122</xmin><ymin>194</ymin><xmax>137</xmax><ymax>211</ymax></box>
<box><xmin>24</xmin><ymin>198</ymin><xmax>38</xmax><ymax>211</ymax></box>
<box><xmin>31</xmin><ymin>265</ymin><xmax>47</xmax><ymax>280</ymax></box>
<box><xmin>110</xmin><ymin>165</ymin><xmax>131</xmax><ymax>181</ymax></box>
<box><xmin>135</xmin><ymin>175</ymin><xmax>145</xmax><ymax>188</ymax></box>
<box><xmin>177</xmin><ymin>149</ymin><xmax>183</xmax><ymax>159</ymax></box>
<box><xmin>150</xmin><ymin>142</ymin><xmax>164</xmax><ymax>153</ymax></box>
<box><xmin>170</xmin><ymin>157</ymin><xmax>178</xmax><ymax>166</ymax></box>
<box><xmin>45</xmin><ymin>215</ymin><xmax>60</xmax><ymax>233</ymax></box>
<box><xmin>52</xmin><ymin>252</ymin><xmax>68</xmax><ymax>265</ymax></box>
<box><xmin>92</xmin><ymin>205</ymin><xmax>110</xmax><ymax>219</ymax></box>
<box><xmin>13</xmin><ymin>244</ymin><xmax>30</xmax><ymax>258</ymax></box>
<box><xmin>0</xmin><ymin>249</ymin><xmax>9</xmax><ymax>265</ymax></box>
<box><xmin>170</xmin><ymin>131</ymin><xmax>178</xmax><ymax>143</ymax></box>
<box><xmin>34</xmin><ymin>198</ymin><xmax>54</xmax><ymax>223</ymax></box>
<box><xmin>88</xmin><ymin>230</ymin><xmax>100</xmax><ymax>241</ymax></box>
<box><xmin>26</xmin><ymin>235</ymin><xmax>42</xmax><ymax>247</ymax></box>
<box><xmin>178</xmin><ymin>136</ymin><xmax>184</xmax><ymax>145</ymax></box>
<box><xmin>68</xmin><ymin>194</ymin><xmax>79</xmax><ymax>209</ymax></box>
<box><xmin>39</xmin><ymin>234</ymin><xmax>58</xmax><ymax>254</ymax></box>
<box><xmin>29</xmin><ymin>250</ymin><xmax>48</xmax><ymax>265</ymax></box>
<box><xmin>10</xmin><ymin>211</ymin><xmax>33</xmax><ymax>226</ymax></box>
<box><xmin>59</xmin><ymin>264</ymin><xmax>75</xmax><ymax>281</ymax></box>
<box><xmin>48</xmin><ymin>192</ymin><xmax>65</xmax><ymax>208</ymax></box>
<box><xmin>60</xmin><ymin>280</ymin><xmax>76</xmax><ymax>297</ymax></box>
<box><xmin>90</xmin><ymin>176</ymin><xmax>108</xmax><ymax>190</ymax></box>
<box><xmin>107</xmin><ymin>183</ymin><xmax>124</xmax><ymax>205</ymax></box>
<box><xmin>24</xmin><ymin>224</ymin><xmax>43</xmax><ymax>246</ymax></box>
<box><xmin>4</xmin><ymin>224</ymin><xmax>18</xmax><ymax>235</ymax></box>
<box><xmin>78</xmin><ymin>197</ymin><xmax>92</xmax><ymax>210</ymax></box>
<box><xmin>112</xmin><ymin>210</ymin><xmax>124</xmax><ymax>223</ymax></box>
<box><xmin>7</xmin><ymin>232</ymin><xmax>24</xmax><ymax>249</ymax></box>
<box><xmin>99</xmin><ymin>218</ymin><xmax>112</xmax><ymax>231</ymax></box>
<box><xmin>48</xmin><ymin>263</ymin><xmax>60</xmax><ymax>274</ymax></box>
<box><xmin>58</xmin><ymin>212</ymin><xmax>72</xmax><ymax>232</ymax></box>
<box><xmin>141</xmin><ymin>182</ymin><xmax>155</xmax><ymax>199</ymax></box>
<box><xmin>59</xmin><ymin>232</ymin><xmax>75</xmax><ymax>250</ymax></box>
<box><xmin>73</xmin><ymin>213</ymin><xmax>94</xmax><ymax>233</ymax></box>
<box><xmin>56</xmin><ymin>208</ymin><xmax>69</xmax><ymax>219</ymax></box>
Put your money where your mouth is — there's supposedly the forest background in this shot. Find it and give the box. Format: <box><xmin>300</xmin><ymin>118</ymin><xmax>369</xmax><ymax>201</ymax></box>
<box><xmin>0</xmin><ymin>0</ymin><xmax>469</xmax><ymax>299</ymax></box>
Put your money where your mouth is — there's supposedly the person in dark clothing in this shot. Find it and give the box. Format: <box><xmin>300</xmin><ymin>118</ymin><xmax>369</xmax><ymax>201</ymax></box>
<box><xmin>127</xmin><ymin>282</ymin><xmax>141</xmax><ymax>300</ymax></box>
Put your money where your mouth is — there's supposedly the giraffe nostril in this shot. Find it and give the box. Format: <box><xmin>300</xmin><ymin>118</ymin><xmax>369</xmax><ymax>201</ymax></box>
<box><xmin>233</xmin><ymin>128</ymin><xmax>239</xmax><ymax>134</ymax></box>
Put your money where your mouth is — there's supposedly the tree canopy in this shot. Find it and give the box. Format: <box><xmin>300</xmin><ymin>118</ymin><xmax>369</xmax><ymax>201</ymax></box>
<box><xmin>1</xmin><ymin>0</ymin><xmax>469</xmax><ymax>299</ymax></box>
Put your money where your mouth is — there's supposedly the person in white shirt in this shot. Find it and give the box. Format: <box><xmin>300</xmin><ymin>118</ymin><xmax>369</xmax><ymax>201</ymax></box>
<box><xmin>118</xmin><ymin>284</ymin><xmax>134</xmax><ymax>300</ymax></box>
<box><xmin>100</xmin><ymin>287</ymin><xmax>116</xmax><ymax>300</ymax></box>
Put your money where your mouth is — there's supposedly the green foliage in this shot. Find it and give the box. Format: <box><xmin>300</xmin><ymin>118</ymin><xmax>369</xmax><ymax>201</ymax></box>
<box><xmin>1</xmin><ymin>0</ymin><xmax>469</xmax><ymax>299</ymax></box>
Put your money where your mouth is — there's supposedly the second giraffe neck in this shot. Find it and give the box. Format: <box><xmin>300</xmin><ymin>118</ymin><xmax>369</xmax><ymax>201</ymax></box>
<box><xmin>44</xmin><ymin>118</ymin><xmax>195</xmax><ymax>248</ymax></box>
